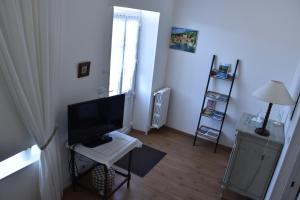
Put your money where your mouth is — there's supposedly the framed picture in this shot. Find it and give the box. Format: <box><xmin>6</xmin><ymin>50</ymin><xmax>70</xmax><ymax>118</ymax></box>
<box><xmin>78</xmin><ymin>61</ymin><xmax>90</xmax><ymax>78</ymax></box>
<box><xmin>169</xmin><ymin>27</ymin><xmax>198</xmax><ymax>53</ymax></box>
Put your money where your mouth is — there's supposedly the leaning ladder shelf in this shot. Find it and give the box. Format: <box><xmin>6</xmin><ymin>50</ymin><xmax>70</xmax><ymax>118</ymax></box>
<box><xmin>193</xmin><ymin>55</ymin><xmax>239</xmax><ymax>153</ymax></box>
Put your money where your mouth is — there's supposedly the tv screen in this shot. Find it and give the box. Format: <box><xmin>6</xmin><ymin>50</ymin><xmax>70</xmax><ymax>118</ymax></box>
<box><xmin>68</xmin><ymin>94</ymin><xmax>125</xmax><ymax>146</ymax></box>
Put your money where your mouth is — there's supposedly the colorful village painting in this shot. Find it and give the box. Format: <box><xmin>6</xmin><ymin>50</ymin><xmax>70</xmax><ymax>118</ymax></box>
<box><xmin>169</xmin><ymin>27</ymin><xmax>198</xmax><ymax>53</ymax></box>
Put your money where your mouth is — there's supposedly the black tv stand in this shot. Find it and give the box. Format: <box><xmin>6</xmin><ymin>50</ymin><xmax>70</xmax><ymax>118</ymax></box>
<box><xmin>82</xmin><ymin>135</ymin><xmax>112</xmax><ymax>148</ymax></box>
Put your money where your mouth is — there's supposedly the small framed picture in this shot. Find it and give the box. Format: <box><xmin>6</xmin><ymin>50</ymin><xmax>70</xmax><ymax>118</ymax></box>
<box><xmin>78</xmin><ymin>61</ymin><xmax>91</xmax><ymax>78</ymax></box>
<box><xmin>169</xmin><ymin>27</ymin><xmax>198</xmax><ymax>53</ymax></box>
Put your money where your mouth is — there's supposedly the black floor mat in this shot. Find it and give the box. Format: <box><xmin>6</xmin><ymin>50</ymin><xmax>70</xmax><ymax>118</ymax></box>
<box><xmin>115</xmin><ymin>144</ymin><xmax>166</xmax><ymax>177</ymax></box>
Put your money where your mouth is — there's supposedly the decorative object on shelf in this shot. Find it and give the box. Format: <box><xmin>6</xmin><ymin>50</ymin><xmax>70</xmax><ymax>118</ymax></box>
<box><xmin>169</xmin><ymin>27</ymin><xmax>198</xmax><ymax>53</ymax></box>
<box><xmin>253</xmin><ymin>80</ymin><xmax>294</xmax><ymax>136</ymax></box>
<box><xmin>193</xmin><ymin>55</ymin><xmax>239</xmax><ymax>152</ymax></box>
<box><xmin>207</xmin><ymin>99</ymin><xmax>217</xmax><ymax>110</ymax></box>
<box><xmin>210</xmin><ymin>68</ymin><xmax>233</xmax><ymax>81</ymax></box>
<box><xmin>198</xmin><ymin>125</ymin><xmax>220</xmax><ymax>141</ymax></box>
<box><xmin>202</xmin><ymin>108</ymin><xmax>225</xmax><ymax>121</ymax></box>
<box><xmin>290</xmin><ymin>91</ymin><xmax>300</xmax><ymax>120</ymax></box>
<box><xmin>216</xmin><ymin>64</ymin><xmax>231</xmax><ymax>79</ymax></box>
<box><xmin>77</xmin><ymin>61</ymin><xmax>91</xmax><ymax>78</ymax></box>
<box><xmin>206</xmin><ymin>91</ymin><xmax>229</xmax><ymax>102</ymax></box>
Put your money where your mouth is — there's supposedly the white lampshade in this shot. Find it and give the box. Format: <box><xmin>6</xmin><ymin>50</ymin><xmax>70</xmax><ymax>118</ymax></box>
<box><xmin>253</xmin><ymin>80</ymin><xmax>294</xmax><ymax>105</ymax></box>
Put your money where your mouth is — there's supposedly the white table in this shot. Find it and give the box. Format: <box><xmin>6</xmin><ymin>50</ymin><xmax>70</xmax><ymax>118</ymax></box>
<box><xmin>67</xmin><ymin>131</ymin><xmax>142</xmax><ymax>199</ymax></box>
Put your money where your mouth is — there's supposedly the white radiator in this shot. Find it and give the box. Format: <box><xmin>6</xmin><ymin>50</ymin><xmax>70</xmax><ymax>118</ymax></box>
<box><xmin>151</xmin><ymin>88</ymin><xmax>171</xmax><ymax>129</ymax></box>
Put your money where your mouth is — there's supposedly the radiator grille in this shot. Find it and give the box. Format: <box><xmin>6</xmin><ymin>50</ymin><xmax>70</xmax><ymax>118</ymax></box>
<box><xmin>151</xmin><ymin>88</ymin><xmax>171</xmax><ymax>129</ymax></box>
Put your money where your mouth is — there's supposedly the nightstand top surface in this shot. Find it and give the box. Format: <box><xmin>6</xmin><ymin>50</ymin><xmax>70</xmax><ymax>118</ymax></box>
<box><xmin>236</xmin><ymin>113</ymin><xmax>285</xmax><ymax>144</ymax></box>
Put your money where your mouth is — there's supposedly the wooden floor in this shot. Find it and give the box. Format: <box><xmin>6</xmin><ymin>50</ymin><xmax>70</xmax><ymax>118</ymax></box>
<box><xmin>63</xmin><ymin>127</ymin><xmax>247</xmax><ymax>200</ymax></box>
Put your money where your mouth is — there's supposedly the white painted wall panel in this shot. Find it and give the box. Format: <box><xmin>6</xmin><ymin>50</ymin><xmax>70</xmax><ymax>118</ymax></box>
<box><xmin>133</xmin><ymin>11</ymin><xmax>160</xmax><ymax>132</ymax></box>
<box><xmin>165</xmin><ymin>0</ymin><xmax>300</xmax><ymax>147</ymax></box>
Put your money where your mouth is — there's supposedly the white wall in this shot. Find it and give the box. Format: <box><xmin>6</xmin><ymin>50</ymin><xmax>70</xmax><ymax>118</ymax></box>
<box><xmin>8</xmin><ymin>0</ymin><xmax>300</xmax><ymax>198</ymax></box>
<box><xmin>0</xmin><ymin>163</ymin><xmax>39</xmax><ymax>200</ymax></box>
<box><xmin>57</xmin><ymin>0</ymin><xmax>112</xmax><ymax>186</ymax></box>
<box><xmin>58</xmin><ymin>0</ymin><xmax>174</xmax><ymax>185</ymax></box>
<box><xmin>165</xmin><ymin>0</ymin><xmax>300</xmax><ymax>147</ymax></box>
<box><xmin>0</xmin><ymin>0</ymin><xmax>111</xmax><ymax>196</ymax></box>
<box><xmin>133</xmin><ymin>11</ymin><xmax>160</xmax><ymax>132</ymax></box>
<box><xmin>0</xmin><ymin>50</ymin><xmax>36</xmax><ymax>200</ymax></box>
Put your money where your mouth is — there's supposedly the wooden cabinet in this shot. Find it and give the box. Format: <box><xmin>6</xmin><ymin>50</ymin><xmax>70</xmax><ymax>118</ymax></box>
<box><xmin>221</xmin><ymin>113</ymin><xmax>284</xmax><ymax>200</ymax></box>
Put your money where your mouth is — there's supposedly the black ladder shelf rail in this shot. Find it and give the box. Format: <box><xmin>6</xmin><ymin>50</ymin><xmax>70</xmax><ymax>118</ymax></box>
<box><xmin>193</xmin><ymin>55</ymin><xmax>216</xmax><ymax>146</ymax></box>
<box><xmin>193</xmin><ymin>55</ymin><xmax>239</xmax><ymax>153</ymax></box>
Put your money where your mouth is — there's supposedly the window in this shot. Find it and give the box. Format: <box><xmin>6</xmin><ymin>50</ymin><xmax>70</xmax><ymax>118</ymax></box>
<box><xmin>0</xmin><ymin>145</ymin><xmax>40</xmax><ymax>180</ymax></box>
<box><xmin>109</xmin><ymin>8</ymin><xmax>140</xmax><ymax>96</ymax></box>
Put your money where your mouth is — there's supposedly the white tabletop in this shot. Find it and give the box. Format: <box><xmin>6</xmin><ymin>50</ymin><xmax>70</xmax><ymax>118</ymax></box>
<box><xmin>67</xmin><ymin>131</ymin><xmax>143</xmax><ymax>168</ymax></box>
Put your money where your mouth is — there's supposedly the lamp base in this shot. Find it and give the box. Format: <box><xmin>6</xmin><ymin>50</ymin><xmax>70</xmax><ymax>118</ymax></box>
<box><xmin>255</xmin><ymin>128</ymin><xmax>270</xmax><ymax>137</ymax></box>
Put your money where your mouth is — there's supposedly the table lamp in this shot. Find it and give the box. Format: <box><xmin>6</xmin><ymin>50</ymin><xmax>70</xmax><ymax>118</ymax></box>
<box><xmin>252</xmin><ymin>80</ymin><xmax>294</xmax><ymax>136</ymax></box>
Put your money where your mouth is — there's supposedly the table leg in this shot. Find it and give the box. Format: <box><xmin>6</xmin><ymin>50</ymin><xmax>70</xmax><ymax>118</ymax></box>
<box><xmin>70</xmin><ymin>150</ymin><xmax>76</xmax><ymax>191</ymax></box>
<box><xmin>127</xmin><ymin>151</ymin><xmax>132</xmax><ymax>188</ymax></box>
<box><xmin>220</xmin><ymin>184</ymin><xmax>225</xmax><ymax>199</ymax></box>
<box><xmin>104</xmin><ymin>165</ymin><xmax>108</xmax><ymax>200</ymax></box>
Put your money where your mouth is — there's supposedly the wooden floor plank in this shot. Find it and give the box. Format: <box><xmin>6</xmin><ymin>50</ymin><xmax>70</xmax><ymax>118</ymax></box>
<box><xmin>63</xmin><ymin>127</ymin><xmax>246</xmax><ymax>200</ymax></box>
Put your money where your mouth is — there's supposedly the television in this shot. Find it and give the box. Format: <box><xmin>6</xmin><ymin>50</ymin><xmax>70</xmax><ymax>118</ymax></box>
<box><xmin>68</xmin><ymin>94</ymin><xmax>125</xmax><ymax>147</ymax></box>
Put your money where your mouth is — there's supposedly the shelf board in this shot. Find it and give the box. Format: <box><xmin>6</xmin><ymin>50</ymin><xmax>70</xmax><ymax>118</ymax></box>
<box><xmin>210</xmin><ymin>70</ymin><xmax>233</xmax><ymax>81</ymax></box>
<box><xmin>206</xmin><ymin>91</ymin><xmax>229</xmax><ymax>102</ymax></box>
<box><xmin>201</xmin><ymin>107</ymin><xmax>225</xmax><ymax>121</ymax></box>
<box><xmin>197</xmin><ymin>125</ymin><xmax>220</xmax><ymax>142</ymax></box>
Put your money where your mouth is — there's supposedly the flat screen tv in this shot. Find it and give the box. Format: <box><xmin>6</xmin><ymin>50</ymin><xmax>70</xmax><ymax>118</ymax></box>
<box><xmin>68</xmin><ymin>94</ymin><xmax>125</xmax><ymax>147</ymax></box>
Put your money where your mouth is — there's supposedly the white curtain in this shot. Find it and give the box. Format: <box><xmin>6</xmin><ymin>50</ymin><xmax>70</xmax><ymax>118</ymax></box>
<box><xmin>109</xmin><ymin>13</ymin><xmax>140</xmax><ymax>96</ymax></box>
<box><xmin>0</xmin><ymin>1</ymin><xmax>63</xmax><ymax>200</ymax></box>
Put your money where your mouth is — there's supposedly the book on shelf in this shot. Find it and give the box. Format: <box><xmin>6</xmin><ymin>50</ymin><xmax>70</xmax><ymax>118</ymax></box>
<box><xmin>200</xmin><ymin>126</ymin><xmax>210</xmax><ymax>134</ymax></box>
<box><xmin>214</xmin><ymin>110</ymin><xmax>224</xmax><ymax>116</ymax></box>
<box><xmin>207</xmin><ymin>99</ymin><xmax>216</xmax><ymax>110</ymax></box>
<box><xmin>212</xmin><ymin>110</ymin><xmax>224</xmax><ymax>120</ymax></box>
<box><xmin>207</xmin><ymin>91</ymin><xmax>221</xmax><ymax>99</ymax></box>
<box><xmin>199</xmin><ymin>126</ymin><xmax>219</xmax><ymax>138</ymax></box>
<box><xmin>207</xmin><ymin>91</ymin><xmax>228</xmax><ymax>101</ymax></box>
<box><xmin>212</xmin><ymin>114</ymin><xmax>223</xmax><ymax>121</ymax></box>
<box><xmin>203</xmin><ymin>108</ymin><xmax>214</xmax><ymax>116</ymax></box>
<box><xmin>202</xmin><ymin>108</ymin><xmax>224</xmax><ymax>121</ymax></box>
<box><xmin>207</xmin><ymin>131</ymin><xmax>219</xmax><ymax>138</ymax></box>
<box><xmin>218</xmin><ymin>95</ymin><xmax>228</xmax><ymax>101</ymax></box>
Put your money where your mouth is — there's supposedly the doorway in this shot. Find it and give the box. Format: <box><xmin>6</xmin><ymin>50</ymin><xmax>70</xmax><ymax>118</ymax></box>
<box><xmin>109</xmin><ymin>6</ymin><xmax>160</xmax><ymax>133</ymax></box>
<box><xmin>109</xmin><ymin>7</ymin><xmax>140</xmax><ymax>133</ymax></box>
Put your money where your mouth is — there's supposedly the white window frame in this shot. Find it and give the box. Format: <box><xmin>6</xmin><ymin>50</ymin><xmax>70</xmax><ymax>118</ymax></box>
<box><xmin>109</xmin><ymin>7</ymin><xmax>141</xmax><ymax>96</ymax></box>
